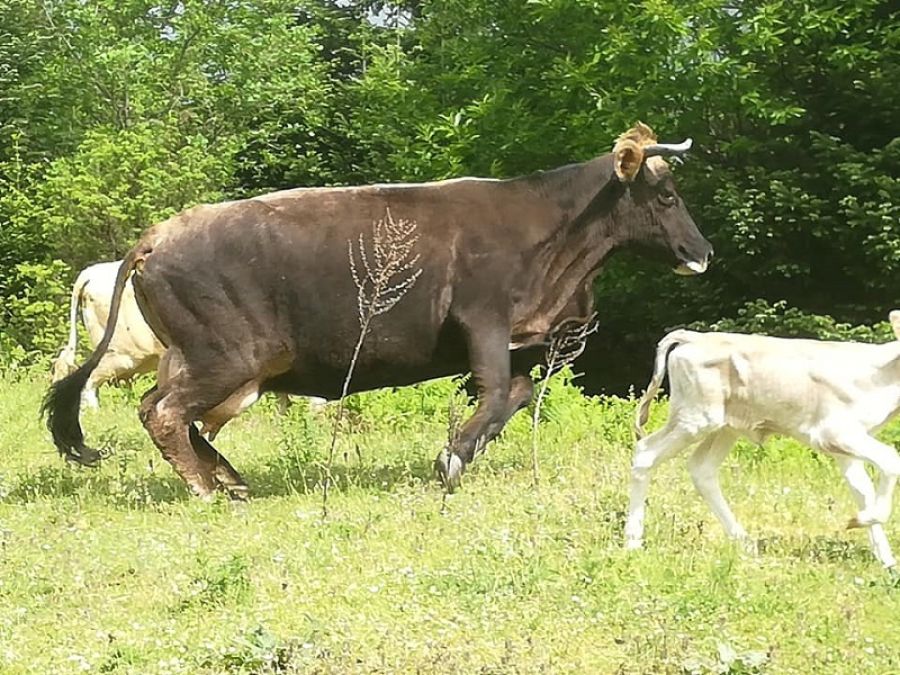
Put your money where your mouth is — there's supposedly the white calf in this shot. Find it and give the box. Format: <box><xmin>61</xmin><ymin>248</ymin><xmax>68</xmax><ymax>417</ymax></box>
<box><xmin>51</xmin><ymin>261</ymin><xmax>163</xmax><ymax>409</ymax></box>
<box><xmin>626</xmin><ymin>311</ymin><xmax>900</xmax><ymax>568</ymax></box>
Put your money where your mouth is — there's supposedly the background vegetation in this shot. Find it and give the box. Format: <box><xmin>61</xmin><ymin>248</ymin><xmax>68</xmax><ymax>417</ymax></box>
<box><xmin>1</xmin><ymin>0</ymin><xmax>897</xmax><ymax>387</ymax></box>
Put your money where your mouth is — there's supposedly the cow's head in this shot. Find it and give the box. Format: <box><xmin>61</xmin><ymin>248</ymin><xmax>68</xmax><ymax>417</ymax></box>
<box><xmin>611</xmin><ymin>122</ymin><xmax>713</xmax><ymax>275</ymax></box>
<box><xmin>890</xmin><ymin>310</ymin><xmax>900</xmax><ymax>340</ymax></box>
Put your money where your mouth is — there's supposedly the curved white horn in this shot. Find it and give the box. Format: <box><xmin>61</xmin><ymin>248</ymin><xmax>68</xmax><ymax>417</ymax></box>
<box><xmin>643</xmin><ymin>138</ymin><xmax>693</xmax><ymax>157</ymax></box>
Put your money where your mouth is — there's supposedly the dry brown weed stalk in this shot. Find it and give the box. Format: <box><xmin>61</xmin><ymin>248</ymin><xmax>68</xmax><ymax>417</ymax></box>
<box><xmin>322</xmin><ymin>208</ymin><xmax>422</xmax><ymax>516</ymax></box>
<box><xmin>530</xmin><ymin>314</ymin><xmax>599</xmax><ymax>487</ymax></box>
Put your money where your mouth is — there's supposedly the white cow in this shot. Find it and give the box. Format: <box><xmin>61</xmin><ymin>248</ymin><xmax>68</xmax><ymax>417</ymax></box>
<box><xmin>51</xmin><ymin>261</ymin><xmax>322</xmax><ymax>430</ymax></box>
<box><xmin>626</xmin><ymin>311</ymin><xmax>900</xmax><ymax>569</ymax></box>
<box><xmin>51</xmin><ymin>261</ymin><xmax>163</xmax><ymax>409</ymax></box>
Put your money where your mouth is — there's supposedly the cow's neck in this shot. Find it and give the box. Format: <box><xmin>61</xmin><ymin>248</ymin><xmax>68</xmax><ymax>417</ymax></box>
<box><xmin>511</xmin><ymin>156</ymin><xmax>625</xmax><ymax>344</ymax></box>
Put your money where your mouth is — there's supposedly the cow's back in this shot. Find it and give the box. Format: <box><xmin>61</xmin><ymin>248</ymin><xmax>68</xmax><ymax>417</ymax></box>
<box><xmin>667</xmin><ymin>332</ymin><xmax>900</xmax><ymax>441</ymax></box>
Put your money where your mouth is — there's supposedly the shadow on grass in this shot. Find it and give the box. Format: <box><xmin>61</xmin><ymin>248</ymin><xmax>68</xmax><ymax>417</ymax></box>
<box><xmin>4</xmin><ymin>451</ymin><xmax>444</xmax><ymax>507</ymax></box>
<box><xmin>3</xmin><ymin>461</ymin><xmax>191</xmax><ymax>506</ymax></box>
<box><xmin>240</xmin><ymin>453</ymin><xmax>440</xmax><ymax>499</ymax></box>
<box><xmin>756</xmin><ymin>532</ymin><xmax>874</xmax><ymax>565</ymax></box>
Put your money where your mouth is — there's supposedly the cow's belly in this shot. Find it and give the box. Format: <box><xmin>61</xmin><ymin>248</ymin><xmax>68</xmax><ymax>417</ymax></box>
<box><xmin>266</xmin><ymin>345</ymin><xmax>470</xmax><ymax>400</ymax></box>
<box><xmin>265</xmin><ymin>368</ymin><xmax>462</xmax><ymax>400</ymax></box>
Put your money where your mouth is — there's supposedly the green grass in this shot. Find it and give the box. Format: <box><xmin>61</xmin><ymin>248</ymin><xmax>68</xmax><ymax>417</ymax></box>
<box><xmin>1</xmin><ymin>369</ymin><xmax>899</xmax><ymax>674</ymax></box>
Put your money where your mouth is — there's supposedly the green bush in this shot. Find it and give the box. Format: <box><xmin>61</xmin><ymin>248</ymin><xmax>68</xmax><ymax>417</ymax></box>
<box><xmin>0</xmin><ymin>259</ymin><xmax>71</xmax><ymax>365</ymax></box>
<box><xmin>687</xmin><ymin>299</ymin><xmax>896</xmax><ymax>343</ymax></box>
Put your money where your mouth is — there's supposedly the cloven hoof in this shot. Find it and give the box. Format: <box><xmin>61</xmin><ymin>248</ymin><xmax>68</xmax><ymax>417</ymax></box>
<box><xmin>65</xmin><ymin>446</ymin><xmax>103</xmax><ymax>468</ymax></box>
<box><xmin>434</xmin><ymin>449</ymin><xmax>464</xmax><ymax>494</ymax></box>
<box><xmin>224</xmin><ymin>484</ymin><xmax>250</xmax><ymax>502</ymax></box>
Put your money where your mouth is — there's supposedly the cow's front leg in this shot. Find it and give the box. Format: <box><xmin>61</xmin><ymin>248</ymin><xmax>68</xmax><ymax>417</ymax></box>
<box><xmin>435</xmin><ymin>323</ymin><xmax>511</xmax><ymax>492</ymax></box>
<box><xmin>828</xmin><ymin>428</ymin><xmax>900</xmax><ymax>528</ymax></box>
<box><xmin>835</xmin><ymin>456</ymin><xmax>896</xmax><ymax>569</ymax></box>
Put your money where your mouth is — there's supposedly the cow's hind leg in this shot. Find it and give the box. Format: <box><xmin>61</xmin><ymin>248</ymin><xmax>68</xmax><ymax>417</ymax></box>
<box><xmin>625</xmin><ymin>422</ymin><xmax>706</xmax><ymax>549</ymax></box>
<box><xmin>188</xmin><ymin>425</ymin><xmax>248</xmax><ymax>500</ymax></box>
<box><xmin>82</xmin><ymin>379</ymin><xmax>100</xmax><ymax>409</ymax></box>
<box><xmin>686</xmin><ymin>429</ymin><xmax>747</xmax><ymax>541</ymax></box>
<box><xmin>139</xmin><ymin>385</ymin><xmax>218</xmax><ymax>498</ymax></box>
<box><xmin>834</xmin><ymin>456</ymin><xmax>896</xmax><ymax>569</ymax></box>
<box><xmin>83</xmin><ymin>353</ymin><xmax>141</xmax><ymax>409</ymax></box>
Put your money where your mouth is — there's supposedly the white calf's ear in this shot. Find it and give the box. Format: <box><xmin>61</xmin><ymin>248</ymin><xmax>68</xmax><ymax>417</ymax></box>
<box><xmin>890</xmin><ymin>310</ymin><xmax>900</xmax><ymax>340</ymax></box>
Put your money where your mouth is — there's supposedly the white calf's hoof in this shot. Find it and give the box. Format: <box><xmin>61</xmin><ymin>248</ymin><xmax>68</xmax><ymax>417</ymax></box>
<box><xmin>434</xmin><ymin>450</ymin><xmax>464</xmax><ymax>493</ymax></box>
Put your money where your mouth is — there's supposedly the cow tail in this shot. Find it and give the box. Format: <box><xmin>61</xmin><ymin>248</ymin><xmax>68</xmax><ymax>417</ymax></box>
<box><xmin>41</xmin><ymin>248</ymin><xmax>144</xmax><ymax>466</ymax></box>
<box><xmin>634</xmin><ymin>330</ymin><xmax>693</xmax><ymax>440</ymax></box>
<box><xmin>63</xmin><ymin>268</ymin><xmax>91</xmax><ymax>355</ymax></box>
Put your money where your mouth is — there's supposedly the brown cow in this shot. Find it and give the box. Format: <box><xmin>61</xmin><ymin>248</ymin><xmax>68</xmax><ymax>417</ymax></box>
<box><xmin>44</xmin><ymin>123</ymin><xmax>712</xmax><ymax>499</ymax></box>
<box><xmin>49</xmin><ymin>259</ymin><xmax>314</xmax><ymax>431</ymax></box>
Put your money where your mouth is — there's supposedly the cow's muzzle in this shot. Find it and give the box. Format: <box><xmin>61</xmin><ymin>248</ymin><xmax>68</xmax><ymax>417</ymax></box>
<box><xmin>673</xmin><ymin>249</ymin><xmax>713</xmax><ymax>276</ymax></box>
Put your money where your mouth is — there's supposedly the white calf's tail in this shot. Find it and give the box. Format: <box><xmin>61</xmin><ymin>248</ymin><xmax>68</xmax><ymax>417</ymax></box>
<box><xmin>50</xmin><ymin>269</ymin><xmax>92</xmax><ymax>381</ymax></box>
<box><xmin>634</xmin><ymin>330</ymin><xmax>696</xmax><ymax>439</ymax></box>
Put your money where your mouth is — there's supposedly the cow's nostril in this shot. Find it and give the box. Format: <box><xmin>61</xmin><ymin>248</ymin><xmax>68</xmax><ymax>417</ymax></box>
<box><xmin>676</xmin><ymin>244</ymin><xmax>690</xmax><ymax>259</ymax></box>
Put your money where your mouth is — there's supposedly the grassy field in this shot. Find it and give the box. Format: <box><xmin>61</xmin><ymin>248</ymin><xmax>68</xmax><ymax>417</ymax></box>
<box><xmin>1</xmin><ymin>368</ymin><xmax>899</xmax><ymax>674</ymax></box>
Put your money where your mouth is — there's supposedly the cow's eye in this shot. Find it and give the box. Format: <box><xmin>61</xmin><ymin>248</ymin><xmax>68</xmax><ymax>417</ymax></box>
<box><xmin>658</xmin><ymin>191</ymin><xmax>676</xmax><ymax>207</ymax></box>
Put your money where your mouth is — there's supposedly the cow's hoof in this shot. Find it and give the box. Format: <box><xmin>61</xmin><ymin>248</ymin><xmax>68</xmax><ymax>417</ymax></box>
<box><xmin>189</xmin><ymin>478</ymin><xmax>220</xmax><ymax>502</ymax></box>
<box><xmin>889</xmin><ymin>571</ymin><xmax>900</xmax><ymax>589</ymax></box>
<box><xmin>738</xmin><ymin>536</ymin><xmax>759</xmax><ymax>556</ymax></box>
<box><xmin>846</xmin><ymin>516</ymin><xmax>876</xmax><ymax>530</ymax></box>
<box><xmin>66</xmin><ymin>445</ymin><xmax>102</xmax><ymax>468</ymax></box>
<box><xmin>224</xmin><ymin>484</ymin><xmax>250</xmax><ymax>502</ymax></box>
<box><xmin>434</xmin><ymin>450</ymin><xmax>464</xmax><ymax>493</ymax></box>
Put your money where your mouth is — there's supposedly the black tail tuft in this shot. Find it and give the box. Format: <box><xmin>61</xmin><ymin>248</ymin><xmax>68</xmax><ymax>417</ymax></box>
<box><xmin>41</xmin><ymin>363</ymin><xmax>102</xmax><ymax>467</ymax></box>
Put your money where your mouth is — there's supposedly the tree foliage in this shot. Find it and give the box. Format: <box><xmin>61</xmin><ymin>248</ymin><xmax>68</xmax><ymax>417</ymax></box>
<box><xmin>0</xmin><ymin>0</ymin><xmax>897</xmax><ymax>390</ymax></box>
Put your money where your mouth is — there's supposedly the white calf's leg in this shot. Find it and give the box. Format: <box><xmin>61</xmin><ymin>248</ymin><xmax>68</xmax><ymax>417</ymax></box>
<box><xmin>625</xmin><ymin>423</ymin><xmax>704</xmax><ymax>549</ymax></box>
<box><xmin>834</xmin><ymin>456</ymin><xmax>896</xmax><ymax>569</ymax></box>
<box><xmin>82</xmin><ymin>353</ymin><xmax>139</xmax><ymax>410</ymax></box>
<box><xmin>275</xmin><ymin>393</ymin><xmax>291</xmax><ymax>415</ymax></box>
<box><xmin>82</xmin><ymin>377</ymin><xmax>100</xmax><ymax>409</ymax></box>
<box><xmin>831</xmin><ymin>431</ymin><xmax>900</xmax><ymax>527</ymax></box>
<box><xmin>686</xmin><ymin>429</ymin><xmax>747</xmax><ymax>541</ymax></box>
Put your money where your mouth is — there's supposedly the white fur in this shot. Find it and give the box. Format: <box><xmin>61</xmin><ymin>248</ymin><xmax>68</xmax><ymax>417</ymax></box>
<box><xmin>626</xmin><ymin>316</ymin><xmax>900</xmax><ymax>568</ymax></box>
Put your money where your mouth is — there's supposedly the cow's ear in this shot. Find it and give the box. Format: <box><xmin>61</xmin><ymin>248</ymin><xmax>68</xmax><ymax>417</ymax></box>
<box><xmin>890</xmin><ymin>310</ymin><xmax>900</xmax><ymax>340</ymax></box>
<box><xmin>614</xmin><ymin>139</ymin><xmax>644</xmax><ymax>182</ymax></box>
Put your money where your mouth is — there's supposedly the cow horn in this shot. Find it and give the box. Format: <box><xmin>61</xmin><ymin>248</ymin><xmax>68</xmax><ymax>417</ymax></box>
<box><xmin>642</xmin><ymin>138</ymin><xmax>693</xmax><ymax>158</ymax></box>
